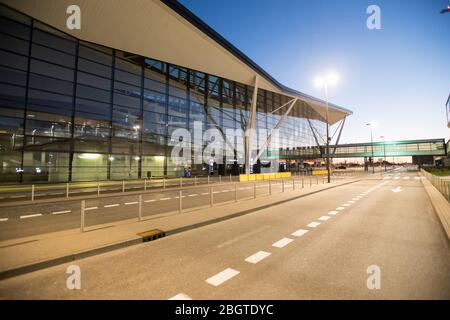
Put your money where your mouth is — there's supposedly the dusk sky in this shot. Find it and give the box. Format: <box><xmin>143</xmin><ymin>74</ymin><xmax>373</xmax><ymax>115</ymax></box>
<box><xmin>180</xmin><ymin>0</ymin><xmax>449</xmax><ymax>144</ymax></box>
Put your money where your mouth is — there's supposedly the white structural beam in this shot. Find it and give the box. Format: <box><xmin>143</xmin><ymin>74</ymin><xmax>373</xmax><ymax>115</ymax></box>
<box><xmin>245</xmin><ymin>75</ymin><xmax>259</xmax><ymax>174</ymax></box>
<box><xmin>253</xmin><ymin>98</ymin><xmax>298</xmax><ymax>164</ymax></box>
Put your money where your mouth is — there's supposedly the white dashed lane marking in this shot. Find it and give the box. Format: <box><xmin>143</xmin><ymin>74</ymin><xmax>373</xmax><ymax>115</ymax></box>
<box><xmin>336</xmin><ymin>207</ymin><xmax>345</xmax><ymax>211</ymax></box>
<box><xmin>272</xmin><ymin>238</ymin><xmax>294</xmax><ymax>248</ymax></box>
<box><xmin>0</xmin><ymin>218</ymin><xmax>8</xmax><ymax>222</ymax></box>
<box><xmin>328</xmin><ymin>211</ymin><xmax>339</xmax><ymax>216</ymax></box>
<box><xmin>245</xmin><ymin>251</ymin><xmax>271</xmax><ymax>264</ymax></box>
<box><xmin>104</xmin><ymin>204</ymin><xmax>119</xmax><ymax>208</ymax></box>
<box><xmin>51</xmin><ymin>210</ymin><xmax>71</xmax><ymax>215</ymax></box>
<box><xmin>169</xmin><ymin>293</ymin><xmax>192</xmax><ymax>300</ymax></box>
<box><xmin>85</xmin><ymin>207</ymin><xmax>98</xmax><ymax>211</ymax></box>
<box><xmin>125</xmin><ymin>201</ymin><xmax>138</xmax><ymax>205</ymax></box>
<box><xmin>307</xmin><ymin>222</ymin><xmax>321</xmax><ymax>228</ymax></box>
<box><xmin>318</xmin><ymin>216</ymin><xmax>331</xmax><ymax>221</ymax></box>
<box><xmin>291</xmin><ymin>229</ymin><xmax>309</xmax><ymax>237</ymax></box>
<box><xmin>20</xmin><ymin>213</ymin><xmax>42</xmax><ymax>219</ymax></box>
<box><xmin>160</xmin><ymin>198</ymin><xmax>171</xmax><ymax>201</ymax></box>
<box><xmin>206</xmin><ymin>268</ymin><xmax>240</xmax><ymax>287</ymax></box>
<box><xmin>144</xmin><ymin>199</ymin><xmax>156</xmax><ymax>203</ymax></box>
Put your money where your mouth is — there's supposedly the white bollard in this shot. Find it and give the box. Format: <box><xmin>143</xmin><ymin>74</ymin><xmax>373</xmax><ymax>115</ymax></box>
<box><xmin>138</xmin><ymin>195</ymin><xmax>142</xmax><ymax>221</ymax></box>
<box><xmin>80</xmin><ymin>200</ymin><xmax>85</xmax><ymax>232</ymax></box>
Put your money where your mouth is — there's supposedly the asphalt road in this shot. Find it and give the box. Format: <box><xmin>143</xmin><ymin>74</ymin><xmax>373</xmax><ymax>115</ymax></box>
<box><xmin>0</xmin><ymin>169</ymin><xmax>448</xmax><ymax>299</ymax></box>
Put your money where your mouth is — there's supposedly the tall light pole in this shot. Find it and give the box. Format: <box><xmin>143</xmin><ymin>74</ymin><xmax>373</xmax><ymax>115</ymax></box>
<box><xmin>380</xmin><ymin>135</ymin><xmax>387</xmax><ymax>172</ymax></box>
<box><xmin>315</xmin><ymin>73</ymin><xmax>338</xmax><ymax>183</ymax></box>
<box><xmin>365</xmin><ymin>122</ymin><xmax>377</xmax><ymax>174</ymax></box>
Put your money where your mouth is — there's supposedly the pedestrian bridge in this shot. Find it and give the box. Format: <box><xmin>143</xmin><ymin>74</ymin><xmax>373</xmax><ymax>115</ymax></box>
<box><xmin>279</xmin><ymin>138</ymin><xmax>447</xmax><ymax>159</ymax></box>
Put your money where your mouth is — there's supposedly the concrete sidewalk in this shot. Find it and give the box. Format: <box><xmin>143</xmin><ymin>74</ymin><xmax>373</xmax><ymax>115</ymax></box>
<box><xmin>0</xmin><ymin>177</ymin><xmax>360</xmax><ymax>279</ymax></box>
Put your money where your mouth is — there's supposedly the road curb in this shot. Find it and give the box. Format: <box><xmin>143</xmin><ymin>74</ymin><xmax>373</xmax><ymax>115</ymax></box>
<box><xmin>0</xmin><ymin>179</ymin><xmax>360</xmax><ymax>280</ymax></box>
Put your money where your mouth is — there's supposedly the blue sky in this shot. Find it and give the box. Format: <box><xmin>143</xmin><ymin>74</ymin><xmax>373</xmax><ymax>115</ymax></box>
<box><xmin>180</xmin><ymin>0</ymin><xmax>449</xmax><ymax>144</ymax></box>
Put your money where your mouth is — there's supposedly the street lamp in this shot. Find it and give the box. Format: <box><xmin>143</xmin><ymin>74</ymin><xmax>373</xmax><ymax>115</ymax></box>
<box><xmin>365</xmin><ymin>122</ymin><xmax>377</xmax><ymax>173</ymax></box>
<box><xmin>315</xmin><ymin>72</ymin><xmax>339</xmax><ymax>183</ymax></box>
<box><xmin>380</xmin><ymin>135</ymin><xmax>387</xmax><ymax>172</ymax></box>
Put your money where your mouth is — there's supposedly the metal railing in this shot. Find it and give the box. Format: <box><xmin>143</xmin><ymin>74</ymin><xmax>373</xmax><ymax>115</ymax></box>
<box><xmin>421</xmin><ymin>169</ymin><xmax>450</xmax><ymax>202</ymax></box>
<box><xmin>0</xmin><ymin>175</ymin><xmax>238</xmax><ymax>203</ymax></box>
<box><xmin>79</xmin><ymin>175</ymin><xmax>338</xmax><ymax>232</ymax></box>
<box><xmin>0</xmin><ymin>171</ymin><xmax>367</xmax><ymax>204</ymax></box>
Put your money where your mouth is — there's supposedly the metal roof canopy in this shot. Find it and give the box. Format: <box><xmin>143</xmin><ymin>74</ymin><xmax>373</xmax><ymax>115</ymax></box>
<box><xmin>2</xmin><ymin>0</ymin><xmax>352</xmax><ymax>125</ymax></box>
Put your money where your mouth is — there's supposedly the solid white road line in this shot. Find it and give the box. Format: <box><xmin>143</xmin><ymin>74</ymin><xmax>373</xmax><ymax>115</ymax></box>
<box><xmin>318</xmin><ymin>216</ymin><xmax>331</xmax><ymax>221</ymax></box>
<box><xmin>85</xmin><ymin>207</ymin><xmax>98</xmax><ymax>211</ymax></box>
<box><xmin>206</xmin><ymin>268</ymin><xmax>240</xmax><ymax>287</ymax></box>
<box><xmin>169</xmin><ymin>293</ymin><xmax>192</xmax><ymax>300</ymax></box>
<box><xmin>245</xmin><ymin>251</ymin><xmax>271</xmax><ymax>264</ymax></box>
<box><xmin>125</xmin><ymin>201</ymin><xmax>138</xmax><ymax>205</ymax></box>
<box><xmin>0</xmin><ymin>218</ymin><xmax>8</xmax><ymax>222</ymax></box>
<box><xmin>307</xmin><ymin>222</ymin><xmax>321</xmax><ymax>228</ymax></box>
<box><xmin>104</xmin><ymin>204</ymin><xmax>119</xmax><ymax>208</ymax></box>
<box><xmin>328</xmin><ymin>211</ymin><xmax>339</xmax><ymax>216</ymax></box>
<box><xmin>51</xmin><ymin>210</ymin><xmax>71</xmax><ymax>215</ymax></box>
<box><xmin>272</xmin><ymin>237</ymin><xmax>294</xmax><ymax>248</ymax></box>
<box><xmin>291</xmin><ymin>229</ymin><xmax>309</xmax><ymax>237</ymax></box>
<box><xmin>336</xmin><ymin>207</ymin><xmax>345</xmax><ymax>211</ymax></box>
<box><xmin>144</xmin><ymin>199</ymin><xmax>156</xmax><ymax>203</ymax></box>
<box><xmin>20</xmin><ymin>213</ymin><xmax>42</xmax><ymax>219</ymax></box>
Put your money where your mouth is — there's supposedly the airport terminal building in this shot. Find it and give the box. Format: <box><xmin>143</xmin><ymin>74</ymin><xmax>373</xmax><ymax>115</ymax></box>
<box><xmin>0</xmin><ymin>0</ymin><xmax>351</xmax><ymax>183</ymax></box>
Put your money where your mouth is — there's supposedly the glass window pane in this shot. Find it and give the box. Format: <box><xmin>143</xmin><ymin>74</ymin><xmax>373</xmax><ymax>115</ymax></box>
<box><xmin>0</xmin><ymin>16</ymin><xmax>30</xmax><ymax>39</ymax></box>
<box><xmin>31</xmin><ymin>43</ymin><xmax>75</xmax><ymax>67</ymax></box>
<box><xmin>77</xmin><ymin>71</ymin><xmax>111</xmax><ymax>90</ymax></box>
<box><xmin>0</xmin><ymin>49</ymin><xmax>28</xmax><ymax>70</ymax></box>
<box><xmin>78</xmin><ymin>58</ymin><xmax>111</xmax><ymax>78</ymax></box>
<box><xmin>32</xmin><ymin>28</ymin><xmax>76</xmax><ymax>54</ymax></box>
<box><xmin>30</xmin><ymin>59</ymin><xmax>74</xmax><ymax>81</ymax></box>
<box><xmin>0</xmin><ymin>32</ymin><xmax>29</xmax><ymax>54</ymax></box>
<box><xmin>77</xmin><ymin>84</ymin><xmax>110</xmax><ymax>103</ymax></box>
<box><xmin>29</xmin><ymin>73</ymin><xmax>73</xmax><ymax>96</ymax></box>
<box><xmin>0</xmin><ymin>65</ymin><xmax>27</xmax><ymax>86</ymax></box>
<box><xmin>79</xmin><ymin>44</ymin><xmax>112</xmax><ymax>65</ymax></box>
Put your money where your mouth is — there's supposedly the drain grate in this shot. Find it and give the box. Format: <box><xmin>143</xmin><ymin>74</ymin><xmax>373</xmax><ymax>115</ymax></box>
<box><xmin>137</xmin><ymin>229</ymin><xmax>166</xmax><ymax>242</ymax></box>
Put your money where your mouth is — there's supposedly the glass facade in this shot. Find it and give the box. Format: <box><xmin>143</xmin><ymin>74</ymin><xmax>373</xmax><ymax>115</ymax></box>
<box><xmin>0</xmin><ymin>4</ymin><xmax>326</xmax><ymax>183</ymax></box>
